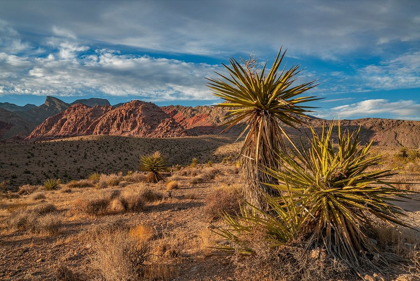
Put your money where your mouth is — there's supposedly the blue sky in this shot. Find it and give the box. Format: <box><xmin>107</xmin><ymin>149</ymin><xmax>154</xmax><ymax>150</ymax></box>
<box><xmin>0</xmin><ymin>0</ymin><xmax>420</xmax><ymax>120</ymax></box>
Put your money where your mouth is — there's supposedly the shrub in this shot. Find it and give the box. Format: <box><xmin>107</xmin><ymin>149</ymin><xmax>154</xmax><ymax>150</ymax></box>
<box><xmin>139</xmin><ymin>188</ymin><xmax>163</xmax><ymax>202</ymax></box>
<box><xmin>91</xmin><ymin>229</ymin><xmax>147</xmax><ymax>281</ymax></box>
<box><xmin>37</xmin><ymin>213</ymin><xmax>62</xmax><ymax>235</ymax></box>
<box><xmin>190</xmin><ymin>158</ymin><xmax>198</xmax><ymax>168</ymax></box>
<box><xmin>88</xmin><ymin>172</ymin><xmax>101</xmax><ymax>182</ymax></box>
<box><xmin>166</xmin><ymin>181</ymin><xmax>179</xmax><ymax>191</ymax></box>
<box><xmin>207</xmin><ymin>161</ymin><xmax>213</xmax><ymax>167</ymax></box>
<box><xmin>30</xmin><ymin>192</ymin><xmax>46</xmax><ymax>201</ymax></box>
<box><xmin>75</xmin><ymin>197</ymin><xmax>110</xmax><ymax>216</ymax></box>
<box><xmin>67</xmin><ymin>180</ymin><xmax>94</xmax><ymax>188</ymax></box>
<box><xmin>205</xmin><ymin>184</ymin><xmax>241</xmax><ymax>219</ymax></box>
<box><xmin>7</xmin><ymin>204</ymin><xmax>61</xmax><ymax>235</ymax></box>
<box><xmin>189</xmin><ymin>175</ymin><xmax>206</xmax><ymax>185</ymax></box>
<box><xmin>124</xmin><ymin>171</ymin><xmax>146</xmax><ymax>183</ymax></box>
<box><xmin>17</xmin><ymin>184</ymin><xmax>39</xmax><ymax>195</ymax></box>
<box><xmin>129</xmin><ymin>224</ymin><xmax>155</xmax><ymax>244</ymax></box>
<box><xmin>32</xmin><ymin>203</ymin><xmax>57</xmax><ymax>215</ymax></box>
<box><xmin>121</xmin><ymin>189</ymin><xmax>146</xmax><ymax>212</ymax></box>
<box><xmin>44</xmin><ymin>179</ymin><xmax>60</xmax><ymax>190</ymax></box>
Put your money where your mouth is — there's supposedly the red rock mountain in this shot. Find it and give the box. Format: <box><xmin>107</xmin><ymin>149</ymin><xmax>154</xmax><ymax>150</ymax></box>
<box><xmin>161</xmin><ymin>105</ymin><xmax>239</xmax><ymax>135</ymax></box>
<box><xmin>26</xmin><ymin>101</ymin><xmax>187</xmax><ymax>140</ymax></box>
<box><xmin>26</xmin><ymin>104</ymin><xmax>112</xmax><ymax>140</ymax></box>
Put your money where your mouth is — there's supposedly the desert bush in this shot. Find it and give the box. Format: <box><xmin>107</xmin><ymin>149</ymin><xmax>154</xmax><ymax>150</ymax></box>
<box><xmin>189</xmin><ymin>175</ymin><xmax>206</xmax><ymax>185</ymax></box>
<box><xmin>67</xmin><ymin>180</ymin><xmax>94</xmax><ymax>188</ymax></box>
<box><xmin>190</xmin><ymin>158</ymin><xmax>198</xmax><ymax>168</ymax></box>
<box><xmin>138</xmin><ymin>188</ymin><xmax>163</xmax><ymax>202</ymax></box>
<box><xmin>207</xmin><ymin>161</ymin><xmax>213</xmax><ymax>167</ymax></box>
<box><xmin>17</xmin><ymin>184</ymin><xmax>39</xmax><ymax>195</ymax></box>
<box><xmin>30</xmin><ymin>192</ymin><xmax>46</xmax><ymax>201</ymax></box>
<box><xmin>129</xmin><ymin>224</ymin><xmax>155</xmax><ymax>244</ymax></box>
<box><xmin>7</xmin><ymin>204</ymin><xmax>61</xmax><ymax>234</ymax></box>
<box><xmin>101</xmin><ymin>173</ymin><xmax>123</xmax><ymax>187</ymax></box>
<box><xmin>205</xmin><ymin>184</ymin><xmax>241</xmax><ymax>219</ymax></box>
<box><xmin>91</xmin><ymin>229</ymin><xmax>147</xmax><ymax>281</ymax></box>
<box><xmin>37</xmin><ymin>213</ymin><xmax>62</xmax><ymax>235</ymax></box>
<box><xmin>88</xmin><ymin>172</ymin><xmax>101</xmax><ymax>182</ymax></box>
<box><xmin>121</xmin><ymin>189</ymin><xmax>146</xmax><ymax>212</ymax></box>
<box><xmin>7</xmin><ymin>211</ymin><xmax>38</xmax><ymax>231</ymax></box>
<box><xmin>139</xmin><ymin>151</ymin><xmax>167</xmax><ymax>183</ymax></box>
<box><xmin>166</xmin><ymin>181</ymin><xmax>179</xmax><ymax>191</ymax></box>
<box><xmin>75</xmin><ymin>197</ymin><xmax>110</xmax><ymax>216</ymax></box>
<box><xmin>32</xmin><ymin>203</ymin><xmax>57</xmax><ymax>215</ymax></box>
<box><xmin>44</xmin><ymin>178</ymin><xmax>60</xmax><ymax>190</ymax></box>
<box><xmin>124</xmin><ymin>171</ymin><xmax>146</xmax><ymax>183</ymax></box>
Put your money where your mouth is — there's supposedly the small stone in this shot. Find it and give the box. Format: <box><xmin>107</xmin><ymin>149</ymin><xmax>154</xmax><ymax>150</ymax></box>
<box><xmin>36</xmin><ymin>258</ymin><xmax>44</xmax><ymax>263</ymax></box>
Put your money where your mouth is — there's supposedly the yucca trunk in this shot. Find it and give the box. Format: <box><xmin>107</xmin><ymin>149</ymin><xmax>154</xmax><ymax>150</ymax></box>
<box><xmin>241</xmin><ymin>111</ymin><xmax>284</xmax><ymax>209</ymax></box>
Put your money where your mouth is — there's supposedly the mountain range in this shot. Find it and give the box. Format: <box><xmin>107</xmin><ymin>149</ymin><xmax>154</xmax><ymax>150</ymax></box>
<box><xmin>1</xmin><ymin>96</ymin><xmax>420</xmax><ymax>148</ymax></box>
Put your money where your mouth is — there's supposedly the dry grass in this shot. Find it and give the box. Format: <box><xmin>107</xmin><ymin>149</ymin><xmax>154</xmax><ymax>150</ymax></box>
<box><xmin>129</xmin><ymin>224</ymin><xmax>155</xmax><ymax>244</ymax></box>
<box><xmin>75</xmin><ymin>196</ymin><xmax>110</xmax><ymax>216</ymax></box>
<box><xmin>30</xmin><ymin>192</ymin><xmax>46</xmax><ymax>200</ymax></box>
<box><xmin>123</xmin><ymin>171</ymin><xmax>146</xmax><ymax>183</ymax></box>
<box><xmin>98</xmin><ymin>173</ymin><xmax>123</xmax><ymax>188</ymax></box>
<box><xmin>91</xmin><ymin>229</ymin><xmax>148</xmax><ymax>281</ymax></box>
<box><xmin>166</xmin><ymin>180</ymin><xmax>179</xmax><ymax>191</ymax></box>
<box><xmin>67</xmin><ymin>179</ymin><xmax>95</xmax><ymax>188</ymax></box>
<box><xmin>17</xmin><ymin>184</ymin><xmax>40</xmax><ymax>195</ymax></box>
<box><xmin>205</xmin><ymin>184</ymin><xmax>241</xmax><ymax>219</ymax></box>
<box><xmin>7</xmin><ymin>204</ymin><xmax>61</xmax><ymax>235</ymax></box>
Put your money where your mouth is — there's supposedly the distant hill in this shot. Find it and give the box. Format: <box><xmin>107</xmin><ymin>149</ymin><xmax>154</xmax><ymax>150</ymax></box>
<box><xmin>0</xmin><ymin>102</ymin><xmax>37</xmax><ymax>112</ymax></box>
<box><xmin>2</xmin><ymin>96</ymin><xmax>420</xmax><ymax>148</ymax></box>
<box><xmin>71</xmin><ymin>98</ymin><xmax>111</xmax><ymax>107</ymax></box>
<box><xmin>17</xmin><ymin>96</ymin><xmax>70</xmax><ymax>126</ymax></box>
<box><xmin>0</xmin><ymin>108</ymin><xmax>35</xmax><ymax>140</ymax></box>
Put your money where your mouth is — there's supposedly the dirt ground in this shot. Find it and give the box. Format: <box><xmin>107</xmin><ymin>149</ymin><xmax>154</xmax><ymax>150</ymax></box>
<box><xmin>0</xmin><ymin>138</ymin><xmax>420</xmax><ymax>281</ymax></box>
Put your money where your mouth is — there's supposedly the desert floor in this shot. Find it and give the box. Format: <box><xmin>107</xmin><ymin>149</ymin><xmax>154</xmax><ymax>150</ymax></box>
<box><xmin>0</xmin><ymin>137</ymin><xmax>419</xmax><ymax>281</ymax></box>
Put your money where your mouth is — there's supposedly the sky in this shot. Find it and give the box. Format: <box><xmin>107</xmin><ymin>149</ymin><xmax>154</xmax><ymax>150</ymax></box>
<box><xmin>0</xmin><ymin>0</ymin><xmax>420</xmax><ymax>120</ymax></box>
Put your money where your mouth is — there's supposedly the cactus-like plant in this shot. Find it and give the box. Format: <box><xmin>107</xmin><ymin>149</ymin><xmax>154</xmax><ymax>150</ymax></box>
<box><xmin>139</xmin><ymin>152</ymin><xmax>166</xmax><ymax>183</ymax></box>
<box><xmin>208</xmin><ymin>48</ymin><xmax>318</xmax><ymax>209</ymax></box>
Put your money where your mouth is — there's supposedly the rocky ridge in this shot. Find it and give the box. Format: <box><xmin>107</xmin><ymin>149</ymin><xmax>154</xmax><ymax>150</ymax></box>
<box><xmin>26</xmin><ymin>101</ymin><xmax>188</xmax><ymax>140</ymax></box>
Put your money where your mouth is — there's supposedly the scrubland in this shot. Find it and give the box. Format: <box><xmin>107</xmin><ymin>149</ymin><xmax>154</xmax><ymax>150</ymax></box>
<box><xmin>0</xmin><ymin>138</ymin><xmax>419</xmax><ymax>280</ymax></box>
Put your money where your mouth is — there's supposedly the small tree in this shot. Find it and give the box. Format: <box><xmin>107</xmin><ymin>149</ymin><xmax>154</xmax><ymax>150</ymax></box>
<box><xmin>208</xmin><ymin>48</ymin><xmax>318</xmax><ymax>209</ymax></box>
<box><xmin>139</xmin><ymin>151</ymin><xmax>166</xmax><ymax>183</ymax></box>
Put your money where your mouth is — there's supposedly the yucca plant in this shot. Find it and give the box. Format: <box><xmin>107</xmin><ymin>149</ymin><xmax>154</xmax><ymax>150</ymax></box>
<box><xmin>139</xmin><ymin>151</ymin><xmax>167</xmax><ymax>183</ymax></box>
<box><xmin>208</xmin><ymin>48</ymin><xmax>318</xmax><ymax>209</ymax></box>
<box><xmin>263</xmin><ymin>123</ymin><xmax>413</xmax><ymax>268</ymax></box>
<box><xmin>44</xmin><ymin>178</ymin><xmax>60</xmax><ymax>190</ymax></box>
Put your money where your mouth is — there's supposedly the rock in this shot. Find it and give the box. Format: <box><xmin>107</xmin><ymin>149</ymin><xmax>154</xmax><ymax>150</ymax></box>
<box><xmin>27</xmin><ymin>100</ymin><xmax>187</xmax><ymax>140</ymax></box>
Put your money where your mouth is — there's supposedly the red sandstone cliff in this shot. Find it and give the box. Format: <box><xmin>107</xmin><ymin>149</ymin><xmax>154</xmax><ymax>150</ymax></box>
<box><xmin>26</xmin><ymin>101</ymin><xmax>187</xmax><ymax>140</ymax></box>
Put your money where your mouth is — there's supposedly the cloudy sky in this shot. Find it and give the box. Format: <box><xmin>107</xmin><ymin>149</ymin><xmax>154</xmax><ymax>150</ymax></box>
<box><xmin>0</xmin><ymin>0</ymin><xmax>420</xmax><ymax>119</ymax></box>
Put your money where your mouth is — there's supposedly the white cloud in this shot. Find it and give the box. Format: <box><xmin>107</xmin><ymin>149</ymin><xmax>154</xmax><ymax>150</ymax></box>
<box><xmin>317</xmin><ymin>99</ymin><xmax>420</xmax><ymax>120</ymax></box>
<box><xmin>52</xmin><ymin>26</ymin><xmax>77</xmax><ymax>39</ymax></box>
<box><xmin>0</xmin><ymin>39</ymin><xmax>221</xmax><ymax>100</ymax></box>
<box><xmin>360</xmin><ymin>52</ymin><xmax>420</xmax><ymax>90</ymax></box>
<box><xmin>0</xmin><ymin>0</ymin><xmax>420</xmax><ymax>59</ymax></box>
